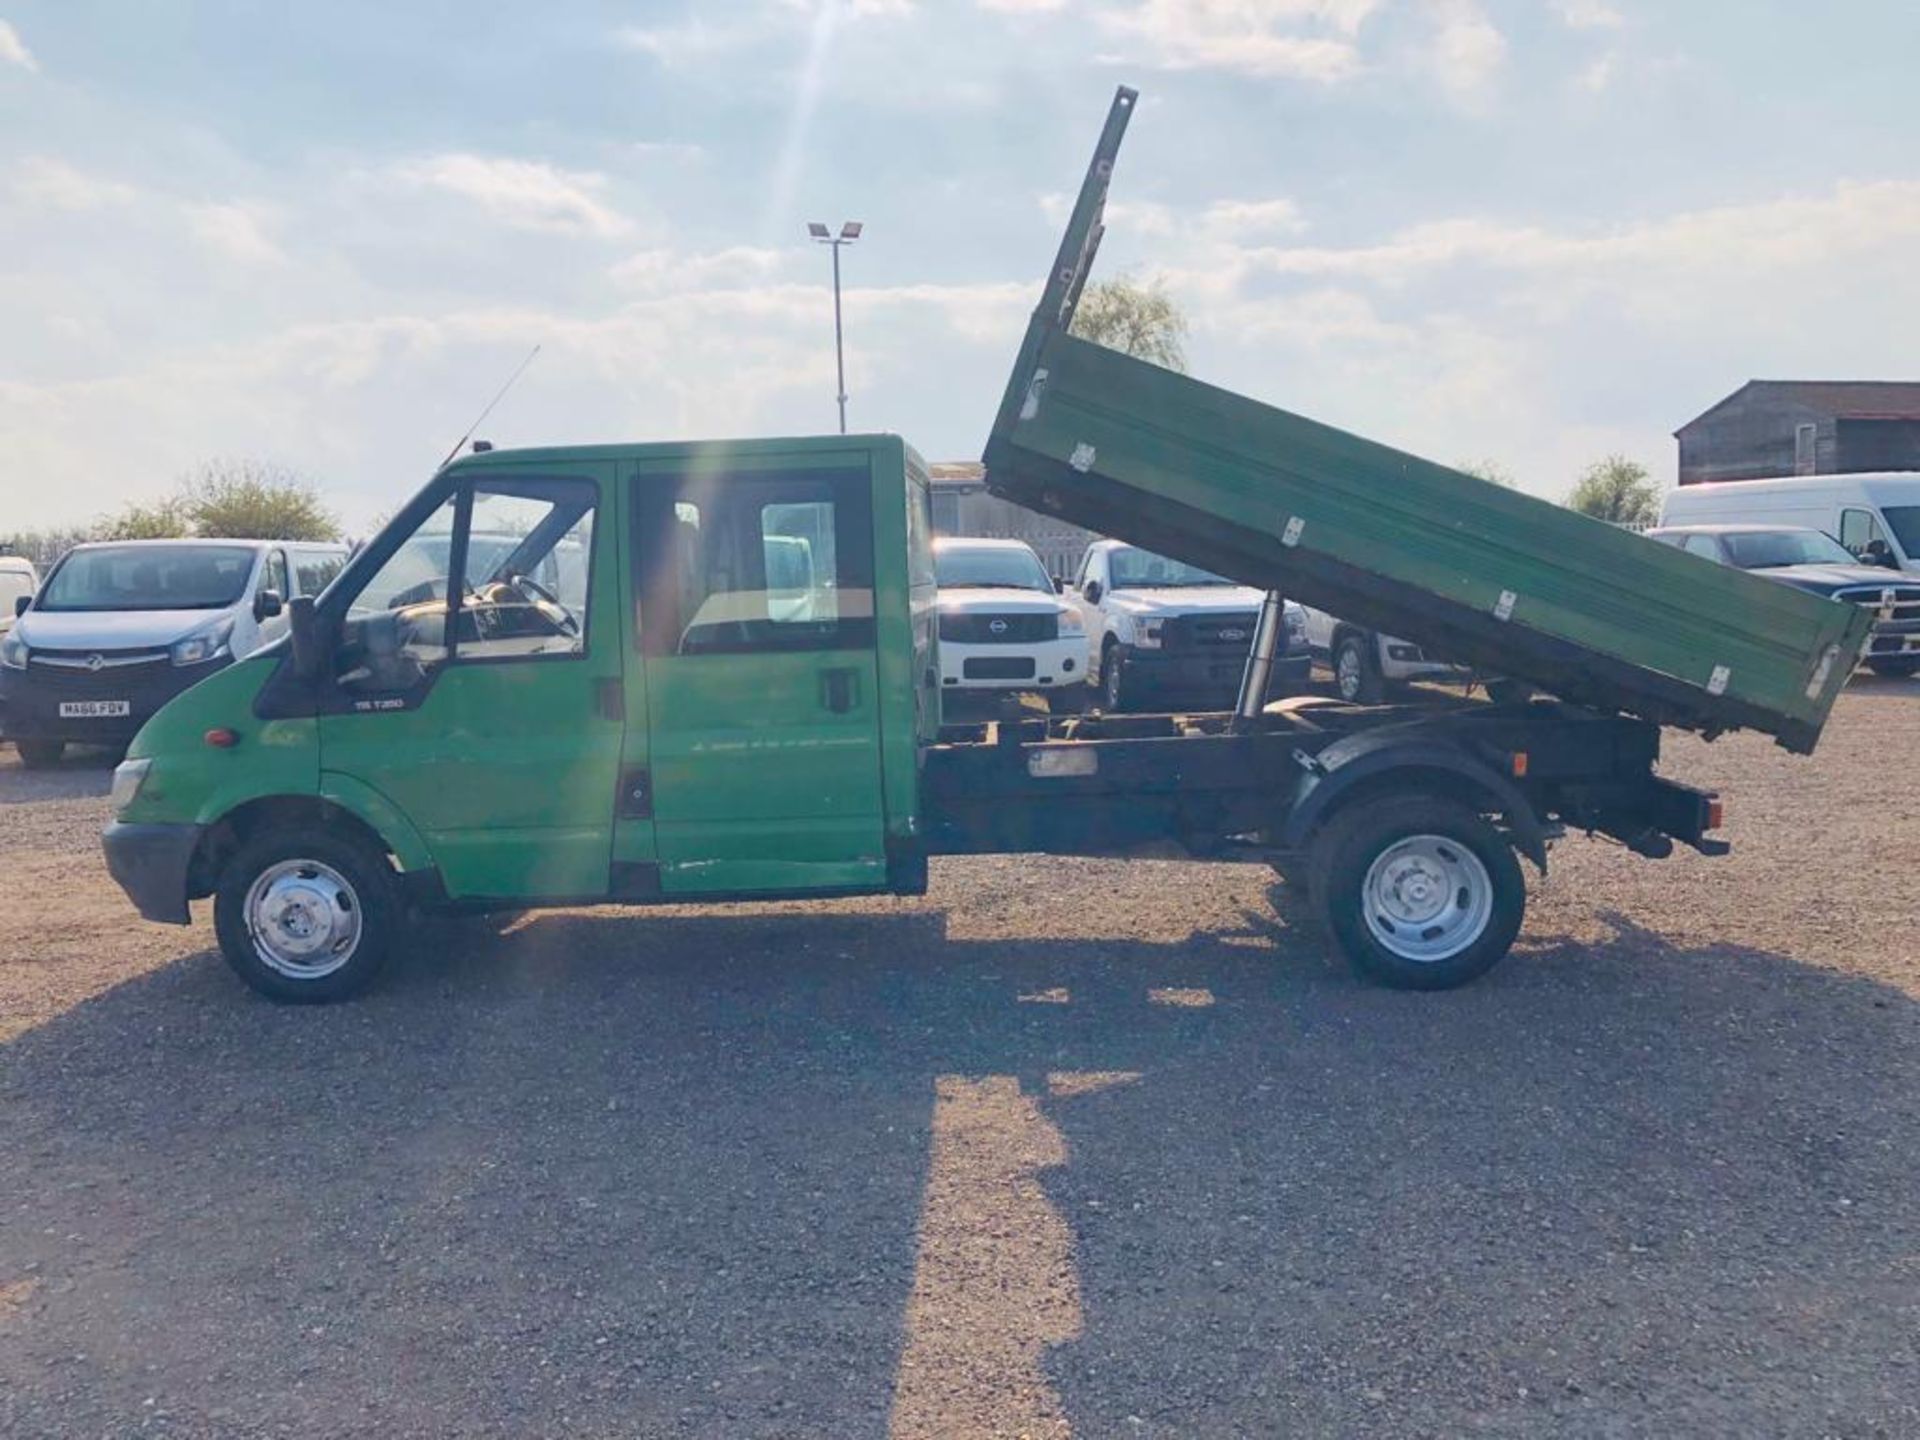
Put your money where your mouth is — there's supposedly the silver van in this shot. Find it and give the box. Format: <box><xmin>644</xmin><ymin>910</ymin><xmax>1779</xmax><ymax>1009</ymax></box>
<box><xmin>0</xmin><ymin>538</ymin><xmax>346</xmax><ymax>766</ymax></box>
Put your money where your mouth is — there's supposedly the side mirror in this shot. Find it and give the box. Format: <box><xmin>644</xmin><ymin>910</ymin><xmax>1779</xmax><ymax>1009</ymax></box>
<box><xmin>12</xmin><ymin>595</ymin><xmax>27</xmax><ymax>618</ymax></box>
<box><xmin>1084</xmin><ymin>580</ymin><xmax>1103</xmax><ymax>605</ymax></box>
<box><xmin>254</xmin><ymin>589</ymin><xmax>285</xmax><ymax>622</ymax></box>
<box><xmin>287</xmin><ymin>595</ymin><xmax>322</xmax><ymax>679</ymax></box>
<box><xmin>1052</xmin><ymin>576</ymin><xmax>1066</xmax><ymax>594</ymax></box>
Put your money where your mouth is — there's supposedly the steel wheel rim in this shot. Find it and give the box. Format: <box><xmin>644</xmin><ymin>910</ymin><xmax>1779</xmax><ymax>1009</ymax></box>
<box><xmin>244</xmin><ymin>859</ymin><xmax>362</xmax><ymax>979</ymax></box>
<box><xmin>1105</xmin><ymin>652</ymin><xmax>1122</xmax><ymax>706</ymax></box>
<box><xmin>1336</xmin><ymin>645</ymin><xmax>1363</xmax><ymax>701</ymax></box>
<box><xmin>1361</xmin><ymin>834</ymin><xmax>1493</xmax><ymax>963</ymax></box>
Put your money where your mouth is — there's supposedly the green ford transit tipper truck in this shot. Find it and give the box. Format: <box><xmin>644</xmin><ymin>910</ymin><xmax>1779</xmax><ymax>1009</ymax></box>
<box><xmin>100</xmin><ymin>89</ymin><xmax>1869</xmax><ymax>1002</ymax></box>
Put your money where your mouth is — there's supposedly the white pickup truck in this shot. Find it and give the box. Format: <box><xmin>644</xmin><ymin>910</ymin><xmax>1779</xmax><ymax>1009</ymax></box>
<box><xmin>1298</xmin><ymin>606</ymin><xmax>1467</xmax><ymax>703</ymax></box>
<box><xmin>1073</xmin><ymin>538</ymin><xmax>1310</xmax><ymax>711</ymax></box>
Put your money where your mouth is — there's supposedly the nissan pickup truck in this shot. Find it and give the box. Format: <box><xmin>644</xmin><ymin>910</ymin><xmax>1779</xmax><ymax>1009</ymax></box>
<box><xmin>100</xmin><ymin>88</ymin><xmax>1867</xmax><ymax>1003</ymax></box>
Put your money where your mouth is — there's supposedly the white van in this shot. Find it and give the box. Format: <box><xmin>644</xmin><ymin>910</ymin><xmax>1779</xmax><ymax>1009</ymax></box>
<box><xmin>0</xmin><ymin>538</ymin><xmax>347</xmax><ymax>766</ymax></box>
<box><xmin>1660</xmin><ymin>472</ymin><xmax>1920</xmax><ymax>573</ymax></box>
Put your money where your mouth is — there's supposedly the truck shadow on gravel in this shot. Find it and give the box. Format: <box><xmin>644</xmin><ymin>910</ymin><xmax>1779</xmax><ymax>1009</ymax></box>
<box><xmin>3</xmin><ymin>907</ymin><xmax>1918</xmax><ymax>1438</ymax></box>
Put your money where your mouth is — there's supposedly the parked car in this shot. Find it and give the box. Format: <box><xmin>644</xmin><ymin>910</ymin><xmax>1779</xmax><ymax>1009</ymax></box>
<box><xmin>1660</xmin><ymin>471</ymin><xmax>1920</xmax><ymax>574</ymax></box>
<box><xmin>1297</xmin><ymin>607</ymin><xmax>1468</xmax><ymax>704</ymax></box>
<box><xmin>0</xmin><ymin>538</ymin><xmax>348</xmax><ymax>766</ymax></box>
<box><xmin>1073</xmin><ymin>539</ymin><xmax>1309</xmax><ymax>711</ymax></box>
<box><xmin>1646</xmin><ymin>524</ymin><xmax>1920</xmax><ymax>676</ymax></box>
<box><xmin>933</xmin><ymin>537</ymin><xmax>1086</xmax><ymax>706</ymax></box>
<box><xmin>0</xmin><ymin>555</ymin><xmax>39</xmax><ymax>637</ymax></box>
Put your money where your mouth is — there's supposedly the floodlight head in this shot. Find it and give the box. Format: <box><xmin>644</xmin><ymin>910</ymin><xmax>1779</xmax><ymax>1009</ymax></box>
<box><xmin>807</xmin><ymin>222</ymin><xmax>831</xmax><ymax>240</ymax></box>
<box><xmin>840</xmin><ymin>221</ymin><xmax>863</xmax><ymax>240</ymax></box>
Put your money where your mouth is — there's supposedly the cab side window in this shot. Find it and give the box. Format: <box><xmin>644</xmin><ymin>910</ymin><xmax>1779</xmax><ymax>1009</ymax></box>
<box><xmin>261</xmin><ymin>549</ymin><xmax>289</xmax><ymax>600</ymax></box>
<box><xmin>294</xmin><ymin>551</ymin><xmax>345</xmax><ymax>597</ymax></box>
<box><xmin>335</xmin><ymin>496</ymin><xmax>459</xmax><ymax>695</ymax></box>
<box><xmin>456</xmin><ymin>481</ymin><xmax>597</xmax><ymax>662</ymax></box>
<box><xmin>1682</xmin><ymin>534</ymin><xmax>1724</xmax><ymax>563</ymax></box>
<box><xmin>635</xmin><ymin>471</ymin><xmax>873</xmax><ymax>657</ymax></box>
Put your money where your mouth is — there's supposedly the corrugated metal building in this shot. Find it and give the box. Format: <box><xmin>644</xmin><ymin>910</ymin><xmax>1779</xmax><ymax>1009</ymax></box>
<box><xmin>1677</xmin><ymin>380</ymin><xmax>1920</xmax><ymax>485</ymax></box>
<box><xmin>928</xmin><ymin>462</ymin><xmax>1100</xmax><ymax>579</ymax></box>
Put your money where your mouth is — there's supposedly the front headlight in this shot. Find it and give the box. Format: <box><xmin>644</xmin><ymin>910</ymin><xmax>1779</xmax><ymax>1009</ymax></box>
<box><xmin>110</xmin><ymin>757</ymin><xmax>152</xmax><ymax>813</ymax></box>
<box><xmin>1057</xmin><ymin>608</ymin><xmax>1085</xmax><ymax>636</ymax></box>
<box><xmin>1134</xmin><ymin>619</ymin><xmax>1165</xmax><ymax>649</ymax></box>
<box><xmin>0</xmin><ymin>630</ymin><xmax>26</xmax><ymax>671</ymax></box>
<box><xmin>170</xmin><ymin>619</ymin><xmax>234</xmax><ymax>667</ymax></box>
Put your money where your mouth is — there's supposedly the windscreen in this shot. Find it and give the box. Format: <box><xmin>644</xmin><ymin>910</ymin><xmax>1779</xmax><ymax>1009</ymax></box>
<box><xmin>37</xmin><ymin>546</ymin><xmax>255</xmax><ymax>612</ymax></box>
<box><xmin>1108</xmin><ymin>547</ymin><xmax>1233</xmax><ymax>589</ymax></box>
<box><xmin>935</xmin><ymin>545</ymin><xmax>1052</xmax><ymax>592</ymax></box>
<box><xmin>1721</xmin><ymin>531</ymin><xmax>1858</xmax><ymax>570</ymax></box>
<box><xmin>1880</xmin><ymin>507</ymin><xmax>1920</xmax><ymax>560</ymax></box>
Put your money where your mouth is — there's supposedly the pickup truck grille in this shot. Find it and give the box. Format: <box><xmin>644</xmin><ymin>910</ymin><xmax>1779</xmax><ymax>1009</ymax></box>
<box><xmin>1161</xmin><ymin>612</ymin><xmax>1260</xmax><ymax>650</ymax></box>
<box><xmin>1834</xmin><ymin>585</ymin><xmax>1920</xmax><ymax>625</ymax></box>
<box><xmin>940</xmin><ymin>612</ymin><xmax>1058</xmax><ymax>644</ymax></box>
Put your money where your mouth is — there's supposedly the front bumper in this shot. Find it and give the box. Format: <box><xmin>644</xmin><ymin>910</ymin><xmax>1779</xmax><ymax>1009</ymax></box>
<box><xmin>1864</xmin><ymin>620</ymin><xmax>1920</xmax><ymax>661</ymax></box>
<box><xmin>1125</xmin><ymin>647</ymin><xmax>1311</xmax><ymax>704</ymax></box>
<box><xmin>939</xmin><ymin>635</ymin><xmax>1087</xmax><ymax>690</ymax></box>
<box><xmin>0</xmin><ymin>654</ymin><xmax>229</xmax><ymax>745</ymax></box>
<box><xmin>102</xmin><ymin>820</ymin><xmax>204</xmax><ymax>925</ymax></box>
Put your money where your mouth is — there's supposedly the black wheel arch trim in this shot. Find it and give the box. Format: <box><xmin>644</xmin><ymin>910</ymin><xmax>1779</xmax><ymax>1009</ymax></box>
<box><xmin>1284</xmin><ymin>735</ymin><xmax>1548</xmax><ymax>871</ymax></box>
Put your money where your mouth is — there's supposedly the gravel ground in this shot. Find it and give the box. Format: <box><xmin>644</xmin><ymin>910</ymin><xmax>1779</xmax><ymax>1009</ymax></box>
<box><xmin>3</xmin><ymin>683</ymin><xmax>1919</xmax><ymax>1438</ymax></box>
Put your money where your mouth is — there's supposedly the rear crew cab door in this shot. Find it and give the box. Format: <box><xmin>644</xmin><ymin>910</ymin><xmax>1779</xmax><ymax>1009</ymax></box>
<box><xmin>626</xmin><ymin>450</ymin><xmax>888</xmax><ymax>896</ymax></box>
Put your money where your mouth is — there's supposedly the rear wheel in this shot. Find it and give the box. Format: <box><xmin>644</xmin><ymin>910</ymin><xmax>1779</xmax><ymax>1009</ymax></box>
<box><xmin>1332</xmin><ymin>632</ymin><xmax>1386</xmax><ymax>704</ymax></box>
<box><xmin>1868</xmin><ymin>658</ymin><xmax>1919</xmax><ymax>678</ymax></box>
<box><xmin>15</xmin><ymin>739</ymin><xmax>65</xmax><ymax>768</ymax></box>
<box><xmin>1309</xmin><ymin>796</ymin><xmax>1525</xmax><ymax>990</ymax></box>
<box><xmin>214</xmin><ymin>826</ymin><xmax>398</xmax><ymax>1003</ymax></box>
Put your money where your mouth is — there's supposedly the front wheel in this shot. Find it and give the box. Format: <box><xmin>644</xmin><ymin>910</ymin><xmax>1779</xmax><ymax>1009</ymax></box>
<box><xmin>1309</xmin><ymin>796</ymin><xmax>1525</xmax><ymax>990</ymax></box>
<box><xmin>1101</xmin><ymin>641</ymin><xmax>1133</xmax><ymax>712</ymax></box>
<box><xmin>1868</xmin><ymin>658</ymin><xmax>1919</xmax><ymax>679</ymax></box>
<box><xmin>213</xmin><ymin>826</ymin><xmax>398</xmax><ymax>1003</ymax></box>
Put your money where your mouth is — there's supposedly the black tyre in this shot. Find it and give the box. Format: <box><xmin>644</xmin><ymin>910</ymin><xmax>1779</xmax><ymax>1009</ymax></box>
<box><xmin>1868</xmin><ymin>658</ymin><xmax>1919</xmax><ymax>679</ymax></box>
<box><xmin>1101</xmin><ymin>640</ymin><xmax>1133</xmax><ymax>712</ymax></box>
<box><xmin>213</xmin><ymin>825</ymin><xmax>398</xmax><ymax>1003</ymax></box>
<box><xmin>1308</xmin><ymin>796</ymin><xmax>1525</xmax><ymax>991</ymax></box>
<box><xmin>1332</xmin><ymin>632</ymin><xmax>1386</xmax><ymax>704</ymax></box>
<box><xmin>15</xmin><ymin>739</ymin><xmax>65</xmax><ymax>768</ymax></box>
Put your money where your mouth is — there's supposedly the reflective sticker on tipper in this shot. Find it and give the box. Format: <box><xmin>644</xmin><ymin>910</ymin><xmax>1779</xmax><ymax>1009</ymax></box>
<box><xmin>1707</xmin><ymin>665</ymin><xmax>1731</xmax><ymax>696</ymax></box>
<box><xmin>1805</xmin><ymin>645</ymin><xmax>1840</xmax><ymax>701</ymax></box>
<box><xmin>1019</xmin><ymin>369</ymin><xmax>1050</xmax><ymax>422</ymax></box>
<box><xmin>1494</xmin><ymin>590</ymin><xmax>1517</xmax><ymax>622</ymax></box>
<box><xmin>1069</xmin><ymin>443</ymin><xmax>1097</xmax><ymax>473</ymax></box>
<box><xmin>1282</xmin><ymin>516</ymin><xmax>1305</xmax><ymax>547</ymax></box>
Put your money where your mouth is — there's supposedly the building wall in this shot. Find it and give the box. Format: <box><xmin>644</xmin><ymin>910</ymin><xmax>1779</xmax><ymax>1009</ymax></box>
<box><xmin>930</xmin><ymin>484</ymin><xmax>1099</xmax><ymax>579</ymax></box>
<box><xmin>1677</xmin><ymin>395</ymin><xmax>1836</xmax><ymax>485</ymax></box>
<box><xmin>1836</xmin><ymin>419</ymin><xmax>1920</xmax><ymax>473</ymax></box>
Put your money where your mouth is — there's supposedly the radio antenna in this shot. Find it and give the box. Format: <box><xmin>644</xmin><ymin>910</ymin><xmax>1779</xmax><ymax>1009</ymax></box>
<box><xmin>437</xmin><ymin>344</ymin><xmax>541</xmax><ymax>471</ymax></box>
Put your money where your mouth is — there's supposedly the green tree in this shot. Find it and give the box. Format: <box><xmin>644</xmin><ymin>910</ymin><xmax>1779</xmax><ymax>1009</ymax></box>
<box><xmin>181</xmin><ymin>459</ymin><xmax>342</xmax><ymax>541</ymax></box>
<box><xmin>1070</xmin><ymin>274</ymin><xmax>1189</xmax><ymax>373</ymax></box>
<box><xmin>97</xmin><ymin>497</ymin><xmax>191</xmax><ymax>540</ymax></box>
<box><xmin>1566</xmin><ymin>455</ymin><xmax>1661</xmax><ymax>527</ymax></box>
<box><xmin>1457</xmin><ymin>458</ymin><xmax>1517</xmax><ymax>488</ymax></box>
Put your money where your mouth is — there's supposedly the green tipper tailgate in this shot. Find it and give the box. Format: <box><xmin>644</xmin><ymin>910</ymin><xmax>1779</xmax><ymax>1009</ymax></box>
<box><xmin>984</xmin><ymin>89</ymin><xmax>1870</xmax><ymax>753</ymax></box>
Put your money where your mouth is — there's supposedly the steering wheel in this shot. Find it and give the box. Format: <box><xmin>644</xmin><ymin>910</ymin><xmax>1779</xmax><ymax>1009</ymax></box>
<box><xmin>506</xmin><ymin>571</ymin><xmax>580</xmax><ymax>637</ymax></box>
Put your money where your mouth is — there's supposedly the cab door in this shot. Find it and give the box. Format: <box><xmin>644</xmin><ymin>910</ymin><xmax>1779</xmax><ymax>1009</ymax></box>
<box><xmin>317</xmin><ymin>464</ymin><xmax>623</xmax><ymax>900</ymax></box>
<box><xmin>627</xmin><ymin>451</ymin><xmax>888</xmax><ymax>896</ymax></box>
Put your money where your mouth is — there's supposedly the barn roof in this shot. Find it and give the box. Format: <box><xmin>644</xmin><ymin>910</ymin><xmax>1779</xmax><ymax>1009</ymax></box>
<box><xmin>1678</xmin><ymin>380</ymin><xmax>1920</xmax><ymax>434</ymax></box>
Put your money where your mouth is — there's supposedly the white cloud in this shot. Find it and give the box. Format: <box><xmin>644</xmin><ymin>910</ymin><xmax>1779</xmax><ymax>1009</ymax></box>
<box><xmin>1097</xmin><ymin>0</ymin><xmax>1380</xmax><ymax>82</ymax></box>
<box><xmin>0</xmin><ymin>19</ymin><xmax>36</xmax><ymax>72</ymax></box>
<box><xmin>1421</xmin><ymin>0</ymin><xmax>1507</xmax><ymax>107</ymax></box>
<box><xmin>978</xmin><ymin>0</ymin><xmax>1068</xmax><ymax>10</ymax></box>
<box><xmin>185</xmin><ymin>202</ymin><xmax>286</xmax><ymax>267</ymax></box>
<box><xmin>11</xmin><ymin>157</ymin><xmax>136</xmax><ymax>211</ymax></box>
<box><xmin>1553</xmin><ymin>0</ymin><xmax>1625</xmax><ymax>29</ymax></box>
<box><xmin>389</xmin><ymin>154</ymin><xmax>632</xmax><ymax>238</ymax></box>
<box><xmin>610</xmin><ymin>245</ymin><xmax>788</xmax><ymax>292</ymax></box>
<box><xmin>1577</xmin><ymin>49</ymin><xmax>1618</xmax><ymax>92</ymax></box>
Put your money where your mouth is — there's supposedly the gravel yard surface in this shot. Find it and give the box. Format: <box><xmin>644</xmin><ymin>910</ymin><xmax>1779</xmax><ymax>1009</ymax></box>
<box><xmin>2</xmin><ymin>683</ymin><xmax>1918</xmax><ymax>1437</ymax></box>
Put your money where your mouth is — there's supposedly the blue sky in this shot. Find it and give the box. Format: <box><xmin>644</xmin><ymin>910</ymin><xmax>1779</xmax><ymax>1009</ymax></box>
<box><xmin>3</xmin><ymin>0</ymin><xmax>1919</xmax><ymax>531</ymax></box>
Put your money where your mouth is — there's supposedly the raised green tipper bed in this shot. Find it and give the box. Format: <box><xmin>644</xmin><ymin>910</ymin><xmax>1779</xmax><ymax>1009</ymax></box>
<box><xmin>985</xmin><ymin>88</ymin><xmax>1871</xmax><ymax>753</ymax></box>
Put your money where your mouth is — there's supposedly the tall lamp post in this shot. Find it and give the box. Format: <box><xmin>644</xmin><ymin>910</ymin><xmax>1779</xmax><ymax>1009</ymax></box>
<box><xmin>808</xmin><ymin>220</ymin><xmax>862</xmax><ymax>434</ymax></box>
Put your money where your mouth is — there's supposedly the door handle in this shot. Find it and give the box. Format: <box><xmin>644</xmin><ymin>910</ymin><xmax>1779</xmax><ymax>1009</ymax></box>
<box><xmin>820</xmin><ymin>667</ymin><xmax>859</xmax><ymax>714</ymax></box>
